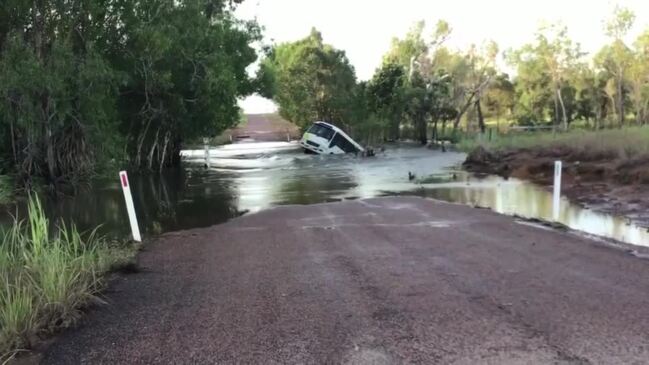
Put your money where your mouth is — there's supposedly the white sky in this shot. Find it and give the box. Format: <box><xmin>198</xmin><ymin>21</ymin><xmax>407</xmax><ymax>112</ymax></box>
<box><xmin>236</xmin><ymin>0</ymin><xmax>649</xmax><ymax>113</ymax></box>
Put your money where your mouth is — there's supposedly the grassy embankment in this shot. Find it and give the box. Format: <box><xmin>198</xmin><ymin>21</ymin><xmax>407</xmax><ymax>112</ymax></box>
<box><xmin>459</xmin><ymin>126</ymin><xmax>649</xmax><ymax>193</ymax></box>
<box><xmin>458</xmin><ymin>126</ymin><xmax>649</xmax><ymax>157</ymax></box>
<box><xmin>0</xmin><ymin>196</ymin><xmax>137</xmax><ymax>361</ymax></box>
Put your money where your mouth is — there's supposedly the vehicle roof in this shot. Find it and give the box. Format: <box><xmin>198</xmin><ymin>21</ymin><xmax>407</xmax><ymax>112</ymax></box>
<box><xmin>314</xmin><ymin>121</ymin><xmax>336</xmax><ymax>129</ymax></box>
<box><xmin>311</xmin><ymin>121</ymin><xmax>364</xmax><ymax>152</ymax></box>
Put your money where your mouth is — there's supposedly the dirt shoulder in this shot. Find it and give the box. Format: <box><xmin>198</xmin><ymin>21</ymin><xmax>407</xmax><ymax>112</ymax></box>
<box><xmin>463</xmin><ymin>145</ymin><xmax>649</xmax><ymax>226</ymax></box>
<box><xmin>41</xmin><ymin>197</ymin><xmax>649</xmax><ymax>363</ymax></box>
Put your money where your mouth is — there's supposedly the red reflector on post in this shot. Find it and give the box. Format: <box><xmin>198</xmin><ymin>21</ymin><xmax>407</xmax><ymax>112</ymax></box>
<box><xmin>121</xmin><ymin>173</ymin><xmax>128</xmax><ymax>188</ymax></box>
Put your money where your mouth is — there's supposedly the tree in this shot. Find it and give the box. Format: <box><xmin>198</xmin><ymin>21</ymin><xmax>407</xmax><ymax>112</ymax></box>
<box><xmin>383</xmin><ymin>20</ymin><xmax>428</xmax><ymax>78</ymax></box>
<box><xmin>596</xmin><ymin>5</ymin><xmax>636</xmax><ymax>127</ymax></box>
<box><xmin>572</xmin><ymin>65</ymin><xmax>608</xmax><ymax>129</ymax></box>
<box><xmin>0</xmin><ymin>0</ymin><xmax>260</xmax><ymax>188</ymax></box>
<box><xmin>445</xmin><ymin>41</ymin><xmax>497</xmax><ymax>133</ymax></box>
<box><xmin>259</xmin><ymin>28</ymin><xmax>357</xmax><ymax>129</ymax></box>
<box><xmin>372</xmin><ymin>19</ymin><xmax>455</xmax><ymax>142</ymax></box>
<box><xmin>629</xmin><ymin>30</ymin><xmax>649</xmax><ymax>125</ymax></box>
<box><xmin>380</xmin><ymin>21</ymin><xmax>429</xmax><ymax>140</ymax></box>
<box><xmin>0</xmin><ymin>0</ymin><xmax>119</xmax><ymax>187</ymax></box>
<box><xmin>509</xmin><ymin>24</ymin><xmax>582</xmax><ymax>130</ymax></box>
<box><xmin>508</xmin><ymin>44</ymin><xmax>553</xmax><ymax>125</ymax></box>
<box><xmin>367</xmin><ymin>63</ymin><xmax>407</xmax><ymax>140</ymax></box>
<box><xmin>114</xmin><ymin>0</ymin><xmax>260</xmax><ymax>170</ymax></box>
<box><xmin>483</xmin><ymin>73</ymin><xmax>515</xmax><ymax>128</ymax></box>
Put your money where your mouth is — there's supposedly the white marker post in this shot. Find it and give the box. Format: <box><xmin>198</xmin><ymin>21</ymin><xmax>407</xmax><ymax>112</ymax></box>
<box><xmin>203</xmin><ymin>138</ymin><xmax>210</xmax><ymax>169</ymax></box>
<box><xmin>552</xmin><ymin>160</ymin><xmax>562</xmax><ymax>221</ymax></box>
<box><xmin>119</xmin><ymin>171</ymin><xmax>142</xmax><ymax>242</ymax></box>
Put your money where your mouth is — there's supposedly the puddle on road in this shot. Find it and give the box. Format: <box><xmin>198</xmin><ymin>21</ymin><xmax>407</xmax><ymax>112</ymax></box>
<box><xmin>3</xmin><ymin>141</ymin><xmax>648</xmax><ymax>247</ymax></box>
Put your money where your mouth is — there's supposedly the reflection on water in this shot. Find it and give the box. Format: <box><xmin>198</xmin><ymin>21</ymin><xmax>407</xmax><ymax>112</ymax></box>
<box><xmin>413</xmin><ymin>176</ymin><xmax>649</xmax><ymax>247</ymax></box>
<box><xmin>2</xmin><ymin>141</ymin><xmax>648</xmax><ymax>247</ymax></box>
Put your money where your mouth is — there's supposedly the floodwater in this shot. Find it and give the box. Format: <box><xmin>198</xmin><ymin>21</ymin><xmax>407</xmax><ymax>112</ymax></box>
<box><xmin>4</xmin><ymin>141</ymin><xmax>649</xmax><ymax>248</ymax></box>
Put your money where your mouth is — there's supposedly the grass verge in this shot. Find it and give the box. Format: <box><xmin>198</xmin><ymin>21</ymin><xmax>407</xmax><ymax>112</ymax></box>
<box><xmin>457</xmin><ymin>126</ymin><xmax>649</xmax><ymax>158</ymax></box>
<box><xmin>0</xmin><ymin>195</ymin><xmax>138</xmax><ymax>361</ymax></box>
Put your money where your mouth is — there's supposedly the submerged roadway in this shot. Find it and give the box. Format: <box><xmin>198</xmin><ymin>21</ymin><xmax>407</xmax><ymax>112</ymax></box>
<box><xmin>44</xmin><ymin>196</ymin><xmax>649</xmax><ymax>364</ymax></box>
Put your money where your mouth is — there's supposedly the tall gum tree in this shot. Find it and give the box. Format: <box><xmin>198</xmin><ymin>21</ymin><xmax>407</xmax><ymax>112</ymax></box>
<box><xmin>596</xmin><ymin>5</ymin><xmax>636</xmax><ymax>127</ymax></box>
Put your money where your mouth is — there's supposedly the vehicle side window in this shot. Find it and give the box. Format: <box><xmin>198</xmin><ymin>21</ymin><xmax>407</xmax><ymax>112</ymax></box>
<box><xmin>341</xmin><ymin>138</ymin><xmax>357</xmax><ymax>153</ymax></box>
<box><xmin>329</xmin><ymin>133</ymin><xmax>341</xmax><ymax>148</ymax></box>
<box><xmin>329</xmin><ymin>133</ymin><xmax>357</xmax><ymax>153</ymax></box>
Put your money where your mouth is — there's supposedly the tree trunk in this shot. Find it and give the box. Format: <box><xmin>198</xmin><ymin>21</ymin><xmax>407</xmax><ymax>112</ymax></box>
<box><xmin>136</xmin><ymin>117</ymin><xmax>153</xmax><ymax>166</ymax></box>
<box><xmin>607</xmin><ymin>93</ymin><xmax>616</xmax><ymax>127</ymax></box>
<box><xmin>557</xmin><ymin>88</ymin><xmax>568</xmax><ymax>131</ymax></box>
<box><xmin>452</xmin><ymin>97</ymin><xmax>475</xmax><ymax>131</ymax></box>
<box><xmin>476</xmin><ymin>98</ymin><xmax>485</xmax><ymax>134</ymax></box>
<box><xmin>390</xmin><ymin>116</ymin><xmax>400</xmax><ymax>141</ymax></box>
<box><xmin>617</xmin><ymin>73</ymin><xmax>624</xmax><ymax>128</ymax></box>
<box><xmin>432</xmin><ymin>118</ymin><xmax>438</xmax><ymax>143</ymax></box>
<box><xmin>159</xmin><ymin>132</ymin><xmax>170</xmax><ymax>172</ymax></box>
<box><xmin>147</xmin><ymin>127</ymin><xmax>161</xmax><ymax>170</ymax></box>
<box><xmin>43</xmin><ymin>96</ymin><xmax>56</xmax><ymax>184</ymax></box>
<box><xmin>9</xmin><ymin>112</ymin><xmax>17</xmax><ymax>167</ymax></box>
<box><xmin>417</xmin><ymin>114</ymin><xmax>427</xmax><ymax>145</ymax></box>
<box><xmin>552</xmin><ymin>92</ymin><xmax>559</xmax><ymax>132</ymax></box>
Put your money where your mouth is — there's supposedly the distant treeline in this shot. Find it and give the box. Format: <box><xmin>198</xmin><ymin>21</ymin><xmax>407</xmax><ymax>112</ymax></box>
<box><xmin>0</xmin><ymin>0</ymin><xmax>260</xmax><ymax>188</ymax></box>
<box><xmin>259</xmin><ymin>6</ymin><xmax>649</xmax><ymax>145</ymax></box>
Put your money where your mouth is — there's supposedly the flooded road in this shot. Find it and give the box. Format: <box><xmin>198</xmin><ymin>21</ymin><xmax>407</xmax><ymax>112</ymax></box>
<box><xmin>7</xmin><ymin>141</ymin><xmax>649</xmax><ymax>247</ymax></box>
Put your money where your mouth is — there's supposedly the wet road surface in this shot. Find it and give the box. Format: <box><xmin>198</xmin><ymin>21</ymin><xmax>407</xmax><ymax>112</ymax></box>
<box><xmin>44</xmin><ymin>196</ymin><xmax>649</xmax><ymax>364</ymax></box>
<box><xmin>6</xmin><ymin>141</ymin><xmax>647</xmax><ymax>248</ymax></box>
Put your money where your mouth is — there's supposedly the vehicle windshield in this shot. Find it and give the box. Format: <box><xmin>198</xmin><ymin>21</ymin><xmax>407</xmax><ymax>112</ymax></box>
<box><xmin>307</xmin><ymin>123</ymin><xmax>335</xmax><ymax>141</ymax></box>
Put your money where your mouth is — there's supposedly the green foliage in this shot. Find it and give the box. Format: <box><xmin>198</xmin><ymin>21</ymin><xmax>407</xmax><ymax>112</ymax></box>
<box><xmin>483</xmin><ymin>74</ymin><xmax>515</xmax><ymax>121</ymax></box>
<box><xmin>0</xmin><ymin>0</ymin><xmax>260</xmax><ymax>190</ymax></box>
<box><xmin>383</xmin><ymin>21</ymin><xmax>428</xmax><ymax>74</ymax></box>
<box><xmin>115</xmin><ymin>1</ymin><xmax>260</xmax><ymax>170</ymax></box>
<box><xmin>0</xmin><ymin>195</ymin><xmax>137</xmax><ymax>358</ymax></box>
<box><xmin>367</xmin><ymin>62</ymin><xmax>407</xmax><ymax>139</ymax></box>
<box><xmin>508</xmin><ymin>23</ymin><xmax>582</xmax><ymax>129</ymax></box>
<box><xmin>389</xmin><ymin>5</ymin><xmax>648</xmax><ymax>135</ymax></box>
<box><xmin>259</xmin><ymin>29</ymin><xmax>357</xmax><ymax>130</ymax></box>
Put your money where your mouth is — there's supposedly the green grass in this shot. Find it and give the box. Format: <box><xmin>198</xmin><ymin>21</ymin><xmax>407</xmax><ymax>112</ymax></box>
<box><xmin>0</xmin><ymin>195</ymin><xmax>137</xmax><ymax>360</ymax></box>
<box><xmin>457</xmin><ymin>126</ymin><xmax>649</xmax><ymax>158</ymax></box>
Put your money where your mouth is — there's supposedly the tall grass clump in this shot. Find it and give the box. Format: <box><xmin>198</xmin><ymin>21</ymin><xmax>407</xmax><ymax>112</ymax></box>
<box><xmin>0</xmin><ymin>195</ymin><xmax>136</xmax><ymax>360</ymax></box>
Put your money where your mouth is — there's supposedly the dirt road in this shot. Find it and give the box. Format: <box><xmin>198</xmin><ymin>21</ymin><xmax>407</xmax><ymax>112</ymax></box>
<box><xmin>43</xmin><ymin>197</ymin><xmax>649</xmax><ymax>364</ymax></box>
<box><xmin>232</xmin><ymin>113</ymin><xmax>300</xmax><ymax>142</ymax></box>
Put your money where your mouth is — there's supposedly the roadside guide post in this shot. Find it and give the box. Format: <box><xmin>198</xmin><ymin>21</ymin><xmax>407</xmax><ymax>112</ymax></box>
<box><xmin>119</xmin><ymin>171</ymin><xmax>142</xmax><ymax>242</ymax></box>
<box><xmin>553</xmin><ymin>161</ymin><xmax>562</xmax><ymax>221</ymax></box>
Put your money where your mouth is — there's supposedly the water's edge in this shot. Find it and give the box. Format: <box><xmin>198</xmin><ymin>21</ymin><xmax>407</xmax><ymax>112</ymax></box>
<box><xmin>2</xmin><ymin>142</ymin><xmax>647</xmax><ymax>248</ymax></box>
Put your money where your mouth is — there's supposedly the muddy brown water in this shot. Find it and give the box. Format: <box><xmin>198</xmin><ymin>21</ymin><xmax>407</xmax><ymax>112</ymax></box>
<box><xmin>2</xmin><ymin>141</ymin><xmax>648</xmax><ymax>247</ymax></box>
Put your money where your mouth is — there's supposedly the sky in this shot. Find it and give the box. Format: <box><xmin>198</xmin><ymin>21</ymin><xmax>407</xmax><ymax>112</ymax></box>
<box><xmin>235</xmin><ymin>0</ymin><xmax>649</xmax><ymax>114</ymax></box>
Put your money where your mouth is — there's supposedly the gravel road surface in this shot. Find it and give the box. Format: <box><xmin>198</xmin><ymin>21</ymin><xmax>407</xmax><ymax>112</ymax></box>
<box><xmin>43</xmin><ymin>197</ymin><xmax>649</xmax><ymax>364</ymax></box>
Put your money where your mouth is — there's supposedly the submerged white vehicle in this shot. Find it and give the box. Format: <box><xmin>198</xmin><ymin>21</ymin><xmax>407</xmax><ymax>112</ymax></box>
<box><xmin>300</xmin><ymin>121</ymin><xmax>364</xmax><ymax>154</ymax></box>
